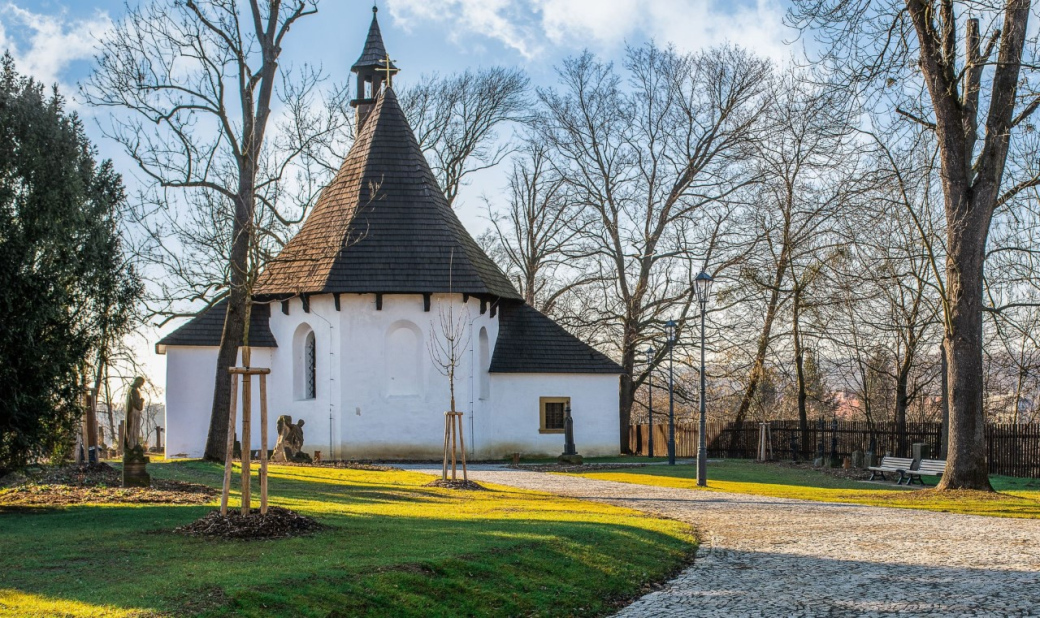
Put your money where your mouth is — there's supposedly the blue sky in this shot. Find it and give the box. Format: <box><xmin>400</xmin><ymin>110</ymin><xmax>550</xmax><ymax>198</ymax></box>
<box><xmin>0</xmin><ymin>0</ymin><xmax>798</xmax><ymax>392</ymax></box>
<box><xmin>1</xmin><ymin>0</ymin><xmax>798</xmax><ymax>224</ymax></box>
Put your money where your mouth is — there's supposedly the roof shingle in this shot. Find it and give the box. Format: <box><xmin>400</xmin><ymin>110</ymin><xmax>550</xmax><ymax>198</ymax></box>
<box><xmin>155</xmin><ymin>301</ymin><xmax>277</xmax><ymax>353</ymax></box>
<box><xmin>489</xmin><ymin>302</ymin><xmax>622</xmax><ymax>374</ymax></box>
<box><xmin>255</xmin><ymin>88</ymin><xmax>520</xmax><ymax>300</ymax></box>
<box><xmin>351</xmin><ymin>8</ymin><xmax>397</xmax><ymax>72</ymax></box>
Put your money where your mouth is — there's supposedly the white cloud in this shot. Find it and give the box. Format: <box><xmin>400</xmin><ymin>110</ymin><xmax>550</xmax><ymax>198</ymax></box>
<box><xmin>390</xmin><ymin>0</ymin><xmax>544</xmax><ymax>58</ymax></box>
<box><xmin>387</xmin><ymin>0</ymin><xmax>792</xmax><ymax>61</ymax></box>
<box><xmin>0</xmin><ymin>3</ymin><xmax>111</xmax><ymax>90</ymax></box>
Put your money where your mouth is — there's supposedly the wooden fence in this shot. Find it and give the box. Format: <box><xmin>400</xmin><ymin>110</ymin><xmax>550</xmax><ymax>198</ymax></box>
<box><xmin>629</xmin><ymin>420</ymin><xmax>1040</xmax><ymax>478</ymax></box>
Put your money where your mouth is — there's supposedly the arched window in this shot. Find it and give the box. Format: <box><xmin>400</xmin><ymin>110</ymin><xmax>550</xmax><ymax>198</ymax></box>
<box><xmin>305</xmin><ymin>331</ymin><xmax>316</xmax><ymax>400</ymax></box>
<box><xmin>478</xmin><ymin>327</ymin><xmax>490</xmax><ymax>400</ymax></box>
<box><xmin>293</xmin><ymin>324</ymin><xmax>317</xmax><ymax>401</ymax></box>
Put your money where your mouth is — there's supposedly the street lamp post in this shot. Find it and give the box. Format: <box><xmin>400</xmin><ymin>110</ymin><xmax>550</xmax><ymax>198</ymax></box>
<box><xmin>694</xmin><ymin>271</ymin><xmax>714</xmax><ymax>487</ymax></box>
<box><xmin>646</xmin><ymin>347</ymin><xmax>655</xmax><ymax>458</ymax></box>
<box><xmin>665</xmin><ymin>320</ymin><xmax>676</xmax><ymax>466</ymax></box>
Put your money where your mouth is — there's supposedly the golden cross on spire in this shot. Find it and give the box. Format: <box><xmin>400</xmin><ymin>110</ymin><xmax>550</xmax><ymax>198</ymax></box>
<box><xmin>378</xmin><ymin>54</ymin><xmax>395</xmax><ymax>89</ymax></box>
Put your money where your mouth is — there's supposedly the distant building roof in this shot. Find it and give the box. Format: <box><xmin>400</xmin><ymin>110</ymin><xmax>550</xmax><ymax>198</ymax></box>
<box><xmin>489</xmin><ymin>302</ymin><xmax>622</xmax><ymax>374</ymax></box>
<box><xmin>254</xmin><ymin>87</ymin><xmax>521</xmax><ymax>301</ymax></box>
<box><xmin>155</xmin><ymin>301</ymin><xmax>277</xmax><ymax>354</ymax></box>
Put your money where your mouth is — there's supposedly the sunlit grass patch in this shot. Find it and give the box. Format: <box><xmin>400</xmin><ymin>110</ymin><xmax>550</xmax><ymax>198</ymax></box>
<box><xmin>565</xmin><ymin>459</ymin><xmax>1040</xmax><ymax>519</ymax></box>
<box><xmin>0</xmin><ymin>460</ymin><xmax>695</xmax><ymax>617</ymax></box>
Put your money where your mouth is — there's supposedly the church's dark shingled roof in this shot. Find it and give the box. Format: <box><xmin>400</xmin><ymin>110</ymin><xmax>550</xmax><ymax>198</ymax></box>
<box><xmin>489</xmin><ymin>302</ymin><xmax>622</xmax><ymax>374</ymax></box>
<box><xmin>352</xmin><ymin>8</ymin><xmax>397</xmax><ymax>72</ymax></box>
<box><xmin>255</xmin><ymin>88</ymin><xmax>521</xmax><ymax>300</ymax></box>
<box><xmin>155</xmin><ymin>301</ymin><xmax>277</xmax><ymax>352</ymax></box>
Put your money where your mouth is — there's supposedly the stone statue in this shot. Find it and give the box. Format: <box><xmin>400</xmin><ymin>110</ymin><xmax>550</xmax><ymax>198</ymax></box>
<box><xmin>272</xmin><ymin>415</ymin><xmax>311</xmax><ymax>463</ymax></box>
<box><xmin>122</xmin><ymin>376</ymin><xmax>150</xmax><ymax>487</ymax></box>
<box><xmin>124</xmin><ymin>377</ymin><xmax>145</xmax><ymax>451</ymax></box>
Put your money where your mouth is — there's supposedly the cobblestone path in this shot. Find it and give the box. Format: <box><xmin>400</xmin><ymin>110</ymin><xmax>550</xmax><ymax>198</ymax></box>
<box><xmin>405</xmin><ymin>465</ymin><xmax>1040</xmax><ymax>617</ymax></box>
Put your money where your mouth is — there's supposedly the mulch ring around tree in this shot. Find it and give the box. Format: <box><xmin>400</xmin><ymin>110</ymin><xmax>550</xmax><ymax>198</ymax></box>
<box><xmin>424</xmin><ymin>478</ymin><xmax>488</xmax><ymax>491</ymax></box>
<box><xmin>174</xmin><ymin>506</ymin><xmax>325</xmax><ymax>540</ymax></box>
<box><xmin>0</xmin><ymin>462</ymin><xmax>216</xmax><ymax>507</ymax></box>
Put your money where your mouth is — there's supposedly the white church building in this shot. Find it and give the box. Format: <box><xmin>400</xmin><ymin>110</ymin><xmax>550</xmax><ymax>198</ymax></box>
<box><xmin>157</xmin><ymin>9</ymin><xmax>622</xmax><ymax>460</ymax></box>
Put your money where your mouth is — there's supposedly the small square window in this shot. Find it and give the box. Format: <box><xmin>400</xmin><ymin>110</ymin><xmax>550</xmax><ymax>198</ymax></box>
<box><xmin>540</xmin><ymin>397</ymin><xmax>570</xmax><ymax>434</ymax></box>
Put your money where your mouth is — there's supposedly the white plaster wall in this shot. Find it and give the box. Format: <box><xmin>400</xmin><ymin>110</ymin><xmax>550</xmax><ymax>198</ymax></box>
<box><xmin>163</xmin><ymin>346</ymin><xmax>273</xmax><ymax>458</ymax></box>
<box><xmin>332</xmin><ymin>293</ymin><xmax>498</xmax><ymax>459</ymax></box>
<box><xmin>480</xmin><ymin>373</ymin><xmax>620</xmax><ymax>458</ymax></box>
<box><xmin>163</xmin><ymin>293</ymin><xmax>620</xmax><ymax>460</ymax></box>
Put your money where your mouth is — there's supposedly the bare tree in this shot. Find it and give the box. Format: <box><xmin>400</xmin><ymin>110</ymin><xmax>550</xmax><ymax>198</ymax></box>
<box><xmin>400</xmin><ymin>67</ymin><xmax>528</xmax><ymax>207</ymax></box>
<box><xmin>723</xmin><ymin>69</ymin><xmax>852</xmax><ymax>453</ymax></box>
<box><xmin>427</xmin><ymin>300</ymin><xmax>472</xmax><ymax>415</ymax></box>
<box><xmin>789</xmin><ymin>0</ymin><xmax>1040</xmax><ymax>490</ymax></box>
<box><xmin>480</xmin><ymin>137</ymin><xmax>595</xmax><ymax>313</ymax></box>
<box><xmin>538</xmin><ymin>44</ymin><xmax>770</xmax><ymax>452</ymax></box>
<box><xmin>83</xmin><ymin>0</ymin><xmax>325</xmax><ymax>461</ymax></box>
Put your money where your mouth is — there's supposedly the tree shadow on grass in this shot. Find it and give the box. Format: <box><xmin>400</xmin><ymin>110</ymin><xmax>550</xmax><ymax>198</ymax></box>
<box><xmin>0</xmin><ymin>505</ymin><xmax>693</xmax><ymax>618</ymax></box>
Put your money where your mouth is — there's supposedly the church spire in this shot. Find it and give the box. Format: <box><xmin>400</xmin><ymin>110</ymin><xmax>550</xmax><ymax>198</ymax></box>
<box><xmin>350</xmin><ymin>5</ymin><xmax>399</xmax><ymax>131</ymax></box>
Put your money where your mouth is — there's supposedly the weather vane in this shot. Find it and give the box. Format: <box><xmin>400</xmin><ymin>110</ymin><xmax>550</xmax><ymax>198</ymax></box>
<box><xmin>379</xmin><ymin>53</ymin><xmax>395</xmax><ymax>89</ymax></box>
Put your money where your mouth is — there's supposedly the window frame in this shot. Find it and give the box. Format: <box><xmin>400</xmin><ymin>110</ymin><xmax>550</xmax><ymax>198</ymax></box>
<box><xmin>539</xmin><ymin>396</ymin><xmax>570</xmax><ymax>434</ymax></box>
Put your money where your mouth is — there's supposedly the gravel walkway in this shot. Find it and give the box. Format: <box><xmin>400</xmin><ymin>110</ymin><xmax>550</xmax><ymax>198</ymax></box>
<box><xmin>404</xmin><ymin>464</ymin><xmax>1040</xmax><ymax>617</ymax></box>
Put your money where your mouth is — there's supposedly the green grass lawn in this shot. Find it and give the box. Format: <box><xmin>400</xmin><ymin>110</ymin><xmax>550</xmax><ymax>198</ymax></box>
<box><xmin>565</xmin><ymin>459</ymin><xmax>1040</xmax><ymax>519</ymax></box>
<box><xmin>0</xmin><ymin>461</ymin><xmax>695</xmax><ymax>618</ymax></box>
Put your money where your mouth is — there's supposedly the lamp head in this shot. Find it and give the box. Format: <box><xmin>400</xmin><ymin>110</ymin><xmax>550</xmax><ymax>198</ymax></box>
<box><xmin>694</xmin><ymin>271</ymin><xmax>714</xmax><ymax>305</ymax></box>
<box><xmin>665</xmin><ymin>320</ymin><xmax>676</xmax><ymax>344</ymax></box>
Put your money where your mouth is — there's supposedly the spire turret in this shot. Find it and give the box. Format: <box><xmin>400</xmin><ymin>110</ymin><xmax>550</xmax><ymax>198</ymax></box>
<box><xmin>350</xmin><ymin>6</ymin><xmax>399</xmax><ymax>131</ymax></box>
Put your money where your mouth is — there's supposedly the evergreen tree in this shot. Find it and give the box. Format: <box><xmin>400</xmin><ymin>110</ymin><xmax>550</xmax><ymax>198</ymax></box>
<box><xmin>0</xmin><ymin>55</ymin><xmax>141</xmax><ymax>474</ymax></box>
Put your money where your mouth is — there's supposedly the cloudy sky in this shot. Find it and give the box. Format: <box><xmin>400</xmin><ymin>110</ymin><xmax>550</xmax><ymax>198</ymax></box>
<box><xmin>0</xmin><ymin>0</ymin><xmax>799</xmax><ymax>392</ymax></box>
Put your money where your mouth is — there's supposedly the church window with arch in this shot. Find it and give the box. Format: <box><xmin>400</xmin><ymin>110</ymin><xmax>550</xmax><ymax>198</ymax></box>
<box><xmin>305</xmin><ymin>331</ymin><xmax>316</xmax><ymax>400</ymax></box>
<box><xmin>294</xmin><ymin>324</ymin><xmax>317</xmax><ymax>401</ymax></box>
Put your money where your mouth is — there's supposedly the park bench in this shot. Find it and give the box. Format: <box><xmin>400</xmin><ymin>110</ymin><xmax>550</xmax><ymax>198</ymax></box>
<box><xmin>867</xmin><ymin>456</ymin><xmax>914</xmax><ymax>483</ymax></box>
<box><xmin>901</xmin><ymin>459</ymin><xmax>946</xmax><ymax>486</ymax></box>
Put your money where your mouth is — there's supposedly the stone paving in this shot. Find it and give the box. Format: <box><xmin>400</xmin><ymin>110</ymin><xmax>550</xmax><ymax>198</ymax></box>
<box><xmin>404</xmin><ymin>464</ymin><xmax>1040</xmax><ymax>617</ymax></box>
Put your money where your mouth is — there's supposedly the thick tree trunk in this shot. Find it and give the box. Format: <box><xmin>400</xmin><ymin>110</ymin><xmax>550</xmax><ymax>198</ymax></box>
<box><xmin>894</xmin><ymin>366</ymin><xmax>909</xmax><ymax>457</ymax></box>
<box><xmin>203</xmin><ymin>189</ymin><xmax>252</xmax><ymax>462</ymax></box>
<box><xmin>905</xmin><ymin>0</ymin><xmax>1030</xmax><ymax>490</ymax></box>
<box><xmin>792</xmin><ymin>287</ymin><xmax>810</xmax><ymax>454</ymax></box>
<box><xmin>940</xmin><ymin>344</ymin><xmax>949</xmax><ymax>457</ymax></box>
<box><xmin>618</xmin><ymin>345</ymin><xmax>636</xmax><ymax>454</ymax></box>
<box><xmin>937</xmin><ymin>229</ymin><xmax>992</xmax><ymax>490</ymax></box>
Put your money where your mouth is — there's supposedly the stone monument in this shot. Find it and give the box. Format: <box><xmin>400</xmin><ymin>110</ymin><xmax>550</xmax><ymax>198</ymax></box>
<box><xmin>122</xmin><ymin>376</ymin><xmax>150</xmax><ymax>488</ymax></box>
<box><xmin>557</xmin><ymin>404</ymin><xmax>583</xmax><ymax>465</ymax></box>
<box><xmin>272</xmin><ymin>415</ymin><xmax>311</xmax><ymax>463</ymax></box>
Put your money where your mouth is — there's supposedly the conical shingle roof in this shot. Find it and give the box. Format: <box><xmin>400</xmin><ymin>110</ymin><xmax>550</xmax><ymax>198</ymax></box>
<box><xmin>352</xmin><ymin>8</ymin><xmax>397</xmax><ymax>72</ymax></box>
<box><xmin>255</xmin><ymin>88</ymin><xmax>521</xmax><ymax>300</ymax></box>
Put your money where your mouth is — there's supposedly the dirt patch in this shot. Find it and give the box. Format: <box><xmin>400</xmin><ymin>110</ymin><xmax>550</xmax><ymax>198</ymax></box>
<box><xmin>174</xmin><ymin>506</ymin><xmax>325</xmax><ymax>540</ymax></box>
<box><xmin>424</xmin><ymin>479</ymin><xmax>488</xmax><ymax>491</ymax></box>
<box><xmin>517</xmin><ymin>463</ymin><xmax>650</xmax><ymax>473</ymax></box>
<box><xmin>0</xmin><ymin>463</ymin><xmax>216</xmax><ymax>507</ymax></box>
<box><xmin>757</xmin><ymin>459</ymin><xmax>875</xmax><ymax>481</ymax></box>
<box><xmin>0</xmin><ymin>481</ymin><xmax>216</xmax><ymax>506</ymax></box>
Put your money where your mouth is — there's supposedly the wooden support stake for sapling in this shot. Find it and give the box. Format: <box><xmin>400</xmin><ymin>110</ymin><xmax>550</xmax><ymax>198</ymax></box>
<box><xmin>241</xmin><ymin>372</ymin><xmax>252</xmax><ymax>515</ymax></box>
<box><xmin>450</xmin><ymin>413</ymin><xmax>458</xmax><ymax>480</ymax></box>
<box><xmin>220</xmin><ymin>374</ymin><xmax>239</xmax><ymax>516</ymax></box>
<box><xmin>457</xmin><ymin>413</ymin><xmax>468</xmax><ymax>482</ymax></box>
<box><xmin>259</xmin><ymin>373</ymin><xmax>269</xmax><ymax>515</ymax></box>
<box><xmin>442</xmin><ymin>413</ymin><xmax>450</xmax><ymax>480</ymax></box>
